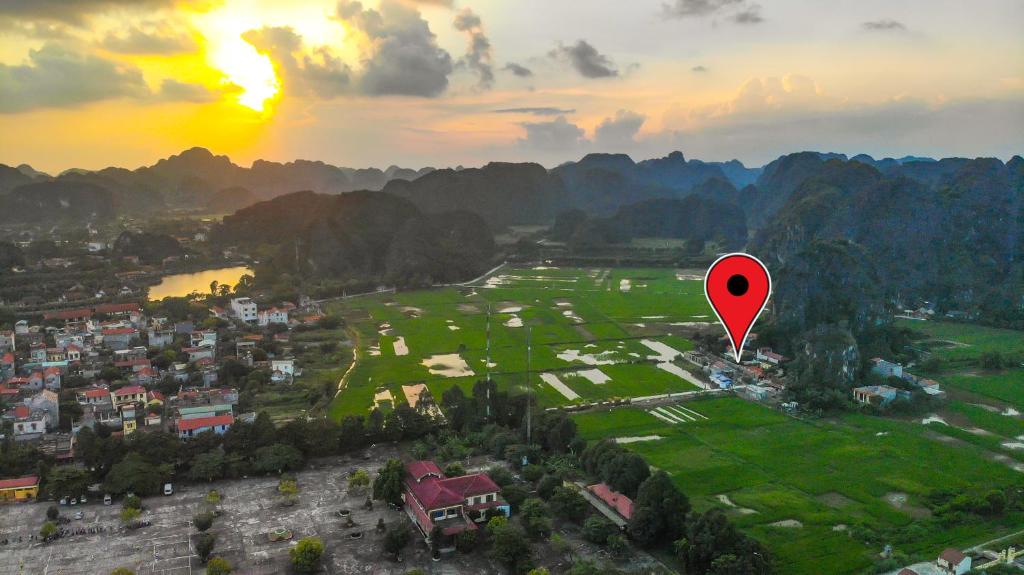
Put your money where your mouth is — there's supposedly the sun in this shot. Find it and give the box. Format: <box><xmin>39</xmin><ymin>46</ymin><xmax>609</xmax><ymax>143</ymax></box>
<box><xmin>210</xmin><ymin>37</ymin><xmax>279</xmax><ymax>112</ymax></box>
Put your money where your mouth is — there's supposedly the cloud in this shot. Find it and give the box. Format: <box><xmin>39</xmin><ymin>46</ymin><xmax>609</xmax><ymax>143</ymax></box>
<box><xmin>518</xmin><ymin>115</ymin><xmax>587</xmax><ymax>150</ymax></box>
<box><xmin>502</xmin><ymin>62</ymin><xmax>533</xmax><ymax>77</ymax></box>
<box><xmin>337</xmin><ymin>0</ymin><xmax>453</xmax><ymax>98</ymax></box>
<box><xmin>862</xmin><ymin>19</ymin><xmax>907</xmax><ymax>32</ymax></box>
<box><xmin>157</xmin><ymin>79</ymin><xmax>220</xmax><ymax>102</ymax></box>
<box><xmin>662</xmin><ymin>0</ymin><xmax>764</xmax><ymax>24</ymax></box>
<box><xmin>692</xmin><ymin>65</ymin><xmax>708</xmax><ymax>73</ymax></box>
<box><xmin>494</xmin><ymin>107</ymin><xmax>575</xmax><ymax>116</ymax></box>
<box><xmin>549</xmin><ymin>40</ymin><xmax>618</xmax><ymax>78</ymax></box>
<box><xmin>0</xmin><ymin>43</ymin><xmax>148</xmax><ymax>113</ymax></box>
<box><xmin>101</xmin><ymin>23</ymin><xmax>197</xmax><ymax>54</ymax></box>
<box><xmin>0</xmin><ymin>0</ymin><xmax>179</xmax><ymax>25</ymax></box>
<box><xmin>243</xmin><ymin>26</ymin><xmax>350</xmax><ymax>99</ymax></box>
<box><xmin>594</xmin><ymin>110</ymin><xmax>646</xmax><ymax>148</ymax></box>
<box><xmin>732</xmin><ymin>5</ymin><xmax>764</xmax><ymax>24</ymax></box>
<box><xmin>453</xmin><ymin>8</ymin><xmax>494</xmax><ymax>89</ymax></box>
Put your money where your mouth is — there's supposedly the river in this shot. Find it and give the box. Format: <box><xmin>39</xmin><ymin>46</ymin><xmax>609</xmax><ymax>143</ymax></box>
<box><xmin>147</xmin><ymin>266</ymin><xmax>253</xmax><ymax>301</ymax></box>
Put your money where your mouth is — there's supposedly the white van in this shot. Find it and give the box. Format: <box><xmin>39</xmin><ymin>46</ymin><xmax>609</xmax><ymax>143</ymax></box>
<box><xmin>163</xmin><ymin>483</ymin><xmax>173</xmax><ymax>496</ymax></box>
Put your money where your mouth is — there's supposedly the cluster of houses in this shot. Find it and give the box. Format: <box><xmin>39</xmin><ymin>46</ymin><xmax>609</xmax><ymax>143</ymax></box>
<box><xmin>682</xmin><ymin>342</ymin><xmax>790</xmax><ymax>402</ymax></box>
<box><xmin>0</xmin><ymin>293</ymin><xmax>320</xmax><ymax>496</ymax></box>
<box><xmin>851</xmin><ymin>358</ymin><xmax>946</xmax><ymax>407</ymax></box>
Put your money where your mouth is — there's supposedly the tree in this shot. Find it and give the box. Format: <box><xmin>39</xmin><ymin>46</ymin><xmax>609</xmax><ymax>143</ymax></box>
<box><xmin>489</xmin><ymin>521</ymin><xmax>533</xmax><ymax>574</ymax></box>
<box><xmin>290</xmin><ymin>536</ymin><xmax>324</xmax><ymax>573</ymax></box>
<box><xmin>110</xmin><ymin>569</ymin><xmax>135</xmax><ymax>575</ymax></box>
<box><xmin>205</xmin><ymin>557</ymin><xmax>232</xmax><ymax>575</ymax></box>
<box><xmin>675</xmin><ymin>509</ymin><xmax>771</xmax><ymax>575</ymax></box>
<box><xmin>383</xmin><ymin>523</ymin><xmax>412</xmax><ymax>559</ymax></box>
<box><xmin>628</xmin><ymin>471</ymin><xmax>690</xmax><ymax>547</ymax></box>
<box><xmin>252</xmin><ymin>443</ymin><xmax>305</xmax><ymax>474</ymax></box>
<box><xmin>189</xmin><ymin>451</ymin><xmax>226</xmax><ymax>482</ymax></box>
<box><xmin>373</xmin><ymin>459</ymin><xmax>405</xmax><ymax>506</ymax></box>
<box><xmin>46</xmin><ymin>505</ymin><xmax>59</xmax><ymax>520</ymax></box>
<box><xmin>549</xmin><ymin>487</ymin><xmax>588</xmax><ymax>522</ymax></box>
<box><xmin>581</xmin><ymin>516</ymin><xmax>617</xmax><ymax>545</ymax></box>
<box><xmin>104</xmin><ymin>453</ymin><xmax>170</xmax><ymax>496</ymax></box>
<box><xmin>536</xmin><ymin>475</ymin><xmax>562</xmax><ymax>500</ymax></box>
<box><xmin>455</xmin><ymin>528</ymin><xmax>478</xmax><ymax>553</ymax></box>
<box><xmin>501</xmin><ymin>484</ymin><xmax>529</xmax><ymax>511</ymax></box>
<box><xmin>518</xmin><ymin>498</ymin><xmax>552</xmax><ymax>539</ymax></box>
<box><xmin>123</xmin><ymin>494</ymin><xmax>142</xmax><ymax>510</ymax></box>
<box><xmin>120</xmin><ymin>507</ymin><xmax>141</xmax><ymax>524</ymax></box>
<box><xmin>193</xmin><ymin>511</ymin><xmax>215</xmax><ymax>532</ymax></box>
<box><xmin>348</xmin><ymin>469</ymin><xmax>370</xmax><ymax>491</ymax></box>
<box><xmin>40</xmin><ymin>521</ymin><xmax>57</xmax><ymax>539</ymax></box>
<box><xmin>606</xmin><ymin>534</ymin><xmax>629</xmax><ymax>557</ymax></box>
<box><xmin>195</xmin><ymin>532</ymin><xmax>216</xmax><ymax>563</ymax></box>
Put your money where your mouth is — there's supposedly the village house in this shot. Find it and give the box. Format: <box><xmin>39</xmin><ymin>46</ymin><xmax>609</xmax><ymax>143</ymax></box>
<box><xmin>25</xmin><ymin>389</ymin><xmax>59</xmax><ymax>429</ymax></box>
<box><xmin>257</xmin><ymin>306</ymin><xmax>289</xmax><ymax>326</ymax></box>
<box><xmin>190</xmin><ymin>330</ymin><xmax>217</xmax><ymax>348</ymax></box>
<box><xmin>0</xmin><ymin>475</ymin><xmax>39</xmax><ymax>502</ymax></box>
<box><xmin>147</xmin><ymin>325</ymin><xmax>175</xmax><ymax>348</ymax></box>
<box><xmin>870</xmin><ymin>358</ymin><xmax>904</xmax><ymax>379</ymax></box>
<box><xmin>29</xmin><ymin>342</ymin><xmax>46</xmax><ymax>363</ymax></box>
<box><xmin>403</xmin><ymin>460</ymin><xmax>508</xmax><ymax>542</ymax></box>
<box><xmin>852</xmin><ymin>385</ymin><xmax>910</xmax><ymax>407</ymax></box>
<box><xmin>585</xmin><ymin>483</ymin><xmax>634</xmax><ymax>527</ymax></box>
<box><xmin>937</xmin><ymin>548</ymin><xmax>971</xmax><ymax>575</ymax></box>
<box><xmin>14</xmin><ymin>320</ymin><xmax>29</xmax><ymax>335</ymax></box>
<box><xmin>229</xmin><ymin>297</ymin><xmax>258</xmax><ymax>323</ymax></box>
<box><xmin>111</xmin><ymin>385</ymin><xmax>147</xmax><ymax>408</ymax></box>
<box><xmin>176</xmin><ymin>414</ymin><xmax>234</xmax><ymax>439</ymax></box>
<box><xmin>183</xmin><ymin>346</ymin><xmax>215</xmax><ymax>363</ymax></box>
<box><xmin>2</xmin><ymin>405</ymin><xmax>48</xmax><ymax>440</ymax></box>
<box><xmin>43</xmin><ymin>366</ymin><xmax>61</xmax><ymax>390</ymax></box>
<box><xmin>101</xmin><ymin>327</ymin><xmax>138</xmax><ymax>351</ymax></box>
<box><xmin>755</xmin><ymin>347</ymin><xmax>787</xmax><ymax>366</ymax></box>
<box><xmin>270</xmin><ymin>359</ymin><xmax>295</xmax><ymax>383</ymax></box>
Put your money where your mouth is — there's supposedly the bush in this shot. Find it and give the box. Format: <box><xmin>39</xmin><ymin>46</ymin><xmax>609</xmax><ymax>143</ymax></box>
<box><xmin>193</xmin><ymin>511</ymin><xmax>215</xmax><ymax>532</ymax></box>
<box><xmin>455</xmin><ymin>529</ymin><xmax>478</xmax><ymax>553</ymax></box>
<box><xmin>40</xmin><ymin>521</ymin><xmax>57</xmax><ymax>539</ymax></box>
<box><xmin>120</xmin><ymin>507</ymin><xmax>141</xmax><ymax>524</ymax></box>
<box><xmin>383</xmin><ymin>524</ymin><xmax>411</xmax><ymax>558</ymax></box>
<box><xmin>290</xmin><ymin>537</ymin><xmax>324</xmax><ymax>573</ymax></box>
<box><xmin>46</xmin><ymin>505</ymin><xmax>59</xmax><ymax>520</ymax></box>
<box><xmin>502</xmin><ymin>484</ymin><xmax>529</xmax><ymax>511</ymax></box>
<box><xmin>444</xmin><ymin>462</ymin><xmax>466</xmax><ymax>477</ymax></box>
<box><xmin>123</xmin><ymin>494</ymin><xmax>142</xmax><ymax>510</ymax></box>
<box><xmin>205</xmin><ymin>557</ymin><xmax>232</xmax><ymax>575</ymax></box>
<box><xmin>195</xmin><ymin>532</ymin><xmax>216</xmax><ymax>563</ymax></box>
<box><xmin>487</xmin><ymin>466</ymin><xmax>515</xmax><ymax>488</ymax></box>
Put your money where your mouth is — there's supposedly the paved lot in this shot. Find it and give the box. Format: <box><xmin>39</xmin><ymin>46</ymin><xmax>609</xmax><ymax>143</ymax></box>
<box><xmin>0</xmin><ymin>445</ymin><xmax>445</xmax><ymax>575</ymax></box>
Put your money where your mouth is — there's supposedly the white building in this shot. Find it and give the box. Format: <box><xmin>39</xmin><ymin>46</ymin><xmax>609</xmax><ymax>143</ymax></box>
<box><xmin>229</xmin><ymin>298</ymin><xmax>258</xmax><ymax>323</ymax></box>
<box><xmin>258</xmin><ymin>307</ymin><xmax>289</xmax><ymax>326</ymax></box>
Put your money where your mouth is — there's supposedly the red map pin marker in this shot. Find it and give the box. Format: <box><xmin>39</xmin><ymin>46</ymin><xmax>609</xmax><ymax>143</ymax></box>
<box><xmin>704</xmin><ymin>253</ymin><xmax>772</xmax><ymax>363</ymax></box>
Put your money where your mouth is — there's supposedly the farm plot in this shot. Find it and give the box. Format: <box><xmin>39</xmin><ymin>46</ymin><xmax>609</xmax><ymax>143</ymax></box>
<box><xmin>328</xmin><ymin>267</ymin><xmax>709</xmax><ymax>416</ymax></box>
<box><xmin>574</xmin><ymin>398</ymin><xmax>1024</xmax><ymax>575</ymax></box>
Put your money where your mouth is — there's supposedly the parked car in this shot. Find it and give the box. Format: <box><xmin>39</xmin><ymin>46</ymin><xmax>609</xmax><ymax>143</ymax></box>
<box><xmin>163</xmin><ymin>483</ymin><xmax>173</xmax><ymax>496</ymax></box>
<box><xmin>73</xmin><ymin>511</ymin><xmax>84</xmax><ymax>520</ymax></box>
<box><xmin>103</xmin><ymin>494</ymin><xmax>112</xmax><ymax>505</ymax></box>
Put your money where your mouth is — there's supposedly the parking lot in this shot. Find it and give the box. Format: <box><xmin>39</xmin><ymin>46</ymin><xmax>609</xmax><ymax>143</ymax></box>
<box><xmin>0</xmin><ymin>444</ymin><xmax>461</xmax><ymax>575</ymax></box>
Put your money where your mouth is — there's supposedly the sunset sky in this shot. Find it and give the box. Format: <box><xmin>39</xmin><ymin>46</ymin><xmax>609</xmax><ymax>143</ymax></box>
<box><xmin>1</xmin><ymin>0</ymin><xmax>1021</xmax><ymax>174</ymax></box>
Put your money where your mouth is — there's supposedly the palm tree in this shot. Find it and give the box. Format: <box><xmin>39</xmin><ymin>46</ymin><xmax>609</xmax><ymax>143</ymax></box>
<box><xmin>209</xmin><ymin>280</ymin><xmax>218</xmax><ymax>295</ymax></box>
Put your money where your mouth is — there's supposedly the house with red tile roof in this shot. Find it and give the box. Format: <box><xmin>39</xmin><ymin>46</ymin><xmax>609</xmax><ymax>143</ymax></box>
<box><xmin>403</xmin><ymin>460</ymin><xmax>508</xmax><ymax>543</ymax></box>
<box><xmin>111</xmin><ymin>385</ymin><xmax>146</xmax><ymax>408</ymax></box>
<box><xmin>587</xmin><ymin>483</ymin><xmax>634</xmax><ymax>525</ymax></box>
<box><xmin>0</xmin><ymin>475</ymin><xmax>39</xmax><ymax>502</ymax></box>
<box><xmin>177</xmin><ymin>414</ymin><xmax>234</xmax><ymax>439</ymax></box>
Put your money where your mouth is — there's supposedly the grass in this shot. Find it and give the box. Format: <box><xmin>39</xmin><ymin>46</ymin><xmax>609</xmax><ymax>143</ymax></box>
<box><xmin>326</xmin><ymin>266</ymin><xmax>713</xmax><ymax>416</ymax></box>
<box><xmin>898</xmin><ymin>318</ymin><xmax>1024</xmax><ymax>364</ymax></box>
<box><xmin>574</xmin><ymin>397</ymin><xmax>1024</xmax><ymax>575</ymax></box>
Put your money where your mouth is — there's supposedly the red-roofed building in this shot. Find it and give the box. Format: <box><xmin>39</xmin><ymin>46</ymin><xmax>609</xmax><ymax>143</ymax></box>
<box><xmin>403</xmin><ymin>460</ymin><xmax>507</xmax><ymax>543</ymax></box>
<box><xmin>0</xmin><ymin>475</ymin><xmax>39</xmax><ymax>502</ymax></box>
<box><xmin>587</xmin><ymin>483</ymin><xmax>634</xmax><ymax>523</ymax></box>
<box><xmin>177</xmin><ymin>414</ymin><xmax>234</xmax><ymax>439</ymax></box>
<box><xmin>937</xmin><ymin>548</ymin><xmax>971</xmax><ymax>575</ymax></box>
<box><xmin>111</xmin><ymin>385</ymin><xmax>146</xmax><ymax>408</ymax></box>
<box><xmin>77</xmin><ymin>386</ymin><xmax>112</xmax><ymax>405</ymax></box>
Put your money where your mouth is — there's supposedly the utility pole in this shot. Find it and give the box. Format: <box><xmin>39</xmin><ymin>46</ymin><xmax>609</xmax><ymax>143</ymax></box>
<box><xmin>486</xmin><ymin>304</ymin><xmax>491</xmax><ymax>419</ymax></box>
<box><xmin>526</xmin><ymin>326</ymin><xmax>532</xmax><ymax>447</ymax></box>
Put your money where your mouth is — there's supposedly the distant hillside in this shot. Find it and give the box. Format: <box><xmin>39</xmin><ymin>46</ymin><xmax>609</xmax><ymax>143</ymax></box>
<box><xmin>383</xmin><ymin>162</ymin><xmax>566</xmax><ymax>226</ymax></box>
<box><xmin>551</xmin><ymin>195</ymin><xmax>748</xmax><ymax>251</ymax></box>
<box><xmin>0</xmin><ymin>147</ymin><xmax>434</xmax><ymax>221</ymax></box>
<box><xmin>214</xmin><ymin>190</ymin><xmax>495</xmax><ymax>286</ymax></box>
<box><xmin>0</xmin><ymin>181</ymin><xmax>116</xmax><ymax>223</ymax></box>
<box><xmin>753</xmin><ymin>154</ymin><xmax>1024</xmax><ymax>326</ymax></box>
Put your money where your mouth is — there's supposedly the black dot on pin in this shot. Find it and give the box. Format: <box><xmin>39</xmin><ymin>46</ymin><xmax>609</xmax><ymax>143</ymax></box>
<box><xmin>727</xmin><ymin>274</ymin><xmax>749</xmax><ymax>296</ymax></box>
